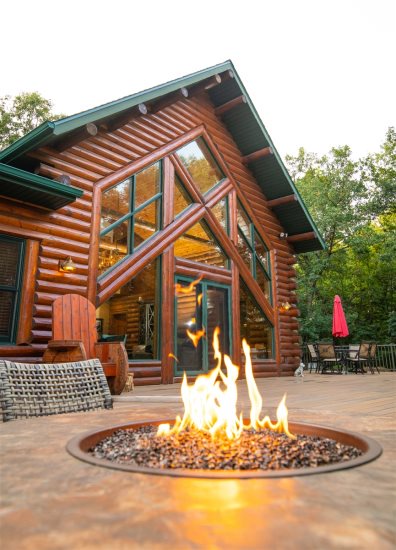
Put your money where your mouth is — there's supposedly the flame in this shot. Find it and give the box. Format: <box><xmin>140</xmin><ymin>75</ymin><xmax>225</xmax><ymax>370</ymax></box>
<box><xmin>197</xmin><ymin>293</ymin><xmax>203</xmax><ymax>306</ymax></box>
<box><xmin>168</xmin><ymin>353</ymin><xmax>179</xmax><ymax>363</ymax></box>
<box><xmin>186</xmin><ymin>328</ymin><xmax>206</xmax><ymax>348</ymax></box>
<box><xmin>175</xmin><ymin>275</ymin><xmax>203</xmax><ymax>296</ymax></box>
<box><xmin>158</xmin><ymin>327</ymin><xmax>295</xmax><ymax>441</ymax></box>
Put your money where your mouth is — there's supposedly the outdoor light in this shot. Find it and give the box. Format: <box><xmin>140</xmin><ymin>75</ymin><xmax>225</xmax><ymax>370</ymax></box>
<box><xmin>279</xmin><ymin>301</ymin><xmax>291</xmax><ymax>312</ymax></box>
<box><xmin>279</xmin><ymin>232</ymin><xmax>288</xmax><ymax>239</ymax></box>
<box><xmin>58</xmin><ymin>257</ymin><xmax>76</xmax><ymax>273</ymax></box>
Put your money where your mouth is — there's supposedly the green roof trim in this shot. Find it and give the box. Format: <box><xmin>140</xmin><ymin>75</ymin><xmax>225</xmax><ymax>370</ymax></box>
<box><xmin>0</xmin><ymin>163</ymin><xmax>83</xmax><ymax>210</ymax></box>
<box><xmin>0</xmin><ymin>60</ymin><xmax>325</xmax><ymax>250</ymax></box>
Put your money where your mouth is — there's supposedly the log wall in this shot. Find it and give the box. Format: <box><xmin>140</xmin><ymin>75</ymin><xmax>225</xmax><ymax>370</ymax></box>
<box><xmin>0</xmin><ymin>88</ymin><xmax>301</xmax><ymax>383</ymax></box>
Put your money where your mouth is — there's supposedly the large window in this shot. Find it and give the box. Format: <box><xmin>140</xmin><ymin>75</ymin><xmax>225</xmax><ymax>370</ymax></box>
<box><xmin>236</xmin><ymin>201</ymin><xmax>272</xmax><ymax>303</ymax></box>
<box><xmin>174</xmin><ymin>219</ymin><xmax>228</xmax><ymax>268</ymax></box>
<box><xmin>96</xmin><ymin>259</ymin><xmax>161</xmax><ymax>360</ymax></box>
<box><xmin>98</xmin><ymin>162</ymin><xmax>162</xmax><ymax>275</ymax></box>
<box><xmin>240</xmin><ymin>279</ymin><xmax>273</xmax><ymax>359</ymax></box>
<box><xmin>175</xmin><ymin>138</ymin><xmax>224</xmax><ymax>195</ymax></box>
<box><xmin>0</xmin><ymin>235</ymin><xmax>25</xmax><ymax>344</ymax></box>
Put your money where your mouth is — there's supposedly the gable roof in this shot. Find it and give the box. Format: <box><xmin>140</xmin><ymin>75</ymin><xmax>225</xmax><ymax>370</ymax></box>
<box><xmin>0</xmin><ymin>60</ymin><xmax>325</xmax><ymax>252</ymax></box>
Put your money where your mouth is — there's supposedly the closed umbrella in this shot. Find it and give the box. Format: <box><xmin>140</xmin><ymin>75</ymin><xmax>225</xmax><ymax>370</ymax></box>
<box><xmin>332</xmin><ymin>295</ymin><xmax>349</xmax><ymax>338</ymax></box>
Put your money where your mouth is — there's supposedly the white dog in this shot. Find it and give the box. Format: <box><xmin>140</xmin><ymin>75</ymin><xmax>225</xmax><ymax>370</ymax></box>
<box><xmin>294</xmin><ymin>362</ymin><xmax>305</xmax><ymax>377</ymax></box>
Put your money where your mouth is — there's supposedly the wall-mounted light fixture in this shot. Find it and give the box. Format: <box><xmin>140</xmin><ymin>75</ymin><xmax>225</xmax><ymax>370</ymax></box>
<box><xmin>279</xmin><ymin>232</ymin><xmax>288</xmax><ymax>239</ymax></box>
<box><xmin>278</xmin><ymin>301</ymin><xmax>292</xmax><ymax>312</ymax></box>
<box><xmin>58</xmin><ymin>256</ymin><xmax>76</xmax><ymax>273</ymax></box>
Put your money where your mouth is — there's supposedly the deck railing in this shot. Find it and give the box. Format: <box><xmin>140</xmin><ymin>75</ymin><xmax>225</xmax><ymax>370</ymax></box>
<box><xmin>302</xmin><ymin>343</ymin><xmax>396</xmax><ymax>371</ymax></box>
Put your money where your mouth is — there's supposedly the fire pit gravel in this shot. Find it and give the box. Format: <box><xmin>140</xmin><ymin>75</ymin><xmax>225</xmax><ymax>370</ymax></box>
<box><xmin>89</xmin><ymin>425</ymin><xmax>363</xmax><ymax>471</ymax></box>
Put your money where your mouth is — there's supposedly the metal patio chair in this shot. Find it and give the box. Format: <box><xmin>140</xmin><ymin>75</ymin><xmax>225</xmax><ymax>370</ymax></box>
<box><xmin>346</xmin><ymin>342</ymin><xmax>371</xmax><ymax>374</ymax></box>
<box><xmin>317</xmin><ymin>343</ymin><xmax>342</xmax><ymax>374</ymax></box>
<box><xmin>307</xmin><ymin>344</ymin><xmax>320</xmax><ymax>373</ymax></box>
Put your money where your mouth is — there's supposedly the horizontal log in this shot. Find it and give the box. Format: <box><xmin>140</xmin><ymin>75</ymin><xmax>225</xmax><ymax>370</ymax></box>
<box><xmin>0</xmin><ymin>346</ymin><xmax>43</xmax><ymax>358</ymax></box>
<box><xmin>54</xmin><ymin>123</ymin><xmax>98</xmax><ymax>152</ymax></box>
<box><xmin>33</xmin><ymin>304</ymin><xmax>52</xmax><ymax>318</ymax></box>
<box><xmin>287</xmin><ymin>231</ymin><xmax>317</xmax><ymax>243</ymax></box>
<box><xmin>129</xmin><ymin>366</ymin><xmax>162</xmax><ymax>378</ymax></box>
<box><xmin>40</xmin><ymin>245</ymin><xmax>88</xmax><ymax>263</ymax></box>
<box><xmin>150</xmin><ymin>88</ymin><xmax>190</xmax><ymax>115</ymax></box>
<box><xmin>134</xmin><ymin>377</ymin><xmax>162</xmax><ymax>386</ymax></box>
<box><xmin>242</xmin><ymin>147</ymin><xmax>273</xmax><ymax>165</ymax></box>
<box><xmin>175</xmin><ymin>265</ymin><xmax>232</xmax><ymax>285</ymax></box>
<box><xmin>35</xmin><ymin>279</ymin><xmax>87</xmax><ymax>295</ymax></box>
<box><xmin>214</xmin><ymin>95</ymin><xmax>247</xmax><ymax>116</ymax></box>
<box><xmin>266</xmin><ymin>194</ymin><xmax>297</xmax><ymax>208</ymax></box>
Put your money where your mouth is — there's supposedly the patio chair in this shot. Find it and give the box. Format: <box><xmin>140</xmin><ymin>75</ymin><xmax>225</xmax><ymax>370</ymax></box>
<box><xmin>307</xmin><ymin>344</ymin><xmax>320</xmax><ymax>373</ymax></box>
<box><xmin>317</xmin><ymin>343</ymin><xmax>342</xmax><ymax>374</ymax></box>
<box><xmin>0</xmin><ymin>358</ymin><xmax>113</xmax><ymax>422</ymax></box>
<box><xmin>346</xmin><ymin>342</ymin><xmax>371</xmax><ymax>374</ymax></box>
<box><xmin>42</xmin><ymin>294</ymin><xmax>129</xmax><ymax>395</ymax></box>
<box><xmin>368</xmin><ymin>342</ymin><xmax>380</xmax><ymax>374</ymax></box>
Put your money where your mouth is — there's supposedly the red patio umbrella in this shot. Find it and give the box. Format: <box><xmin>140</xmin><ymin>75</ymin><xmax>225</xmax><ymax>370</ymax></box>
<box><xmin>332</xmin><ymin>295</ymin><xmax>349</xmax><ymax>338</ymax></box>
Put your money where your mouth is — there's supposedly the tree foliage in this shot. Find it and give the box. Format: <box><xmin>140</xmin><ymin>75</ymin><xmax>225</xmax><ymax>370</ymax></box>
<box><xmin>286</xmin><ymin>128</ymin><xmax>396</xmax><ymax>343</ymax></box>
<box><xmin>0</xmin><ymin>92</ymin><xmax>63</xmax><ymax>150</ymax></box>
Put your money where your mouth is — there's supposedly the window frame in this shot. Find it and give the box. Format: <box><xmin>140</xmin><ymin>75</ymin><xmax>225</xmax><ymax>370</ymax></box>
<box><xmin>236</xmin><ymin>201</ymin><xmax>272</xmax><ymax>303</ymax></box>
<box><xmin>98</xmin><ymin>161</ymin><xmax>163</xmax><ymax>278</ymax></box>
<box><xmin>0</xmin><ymin>234</ymin><xmax>25</xmax><ymax>345</ymax></box>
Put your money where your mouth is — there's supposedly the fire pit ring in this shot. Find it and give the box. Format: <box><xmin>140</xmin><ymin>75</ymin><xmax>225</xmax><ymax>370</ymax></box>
<box><xmin>66</xmin><ymin>420</ymin><xmax>382</xmax><ymax>479</ymax></box>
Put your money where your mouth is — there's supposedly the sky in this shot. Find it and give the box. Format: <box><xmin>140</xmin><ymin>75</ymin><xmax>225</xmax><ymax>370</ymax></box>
<box><xmin>2</xmin><ymin>0</ymin><xmax>395</xmax><ymax>160</ymax></box>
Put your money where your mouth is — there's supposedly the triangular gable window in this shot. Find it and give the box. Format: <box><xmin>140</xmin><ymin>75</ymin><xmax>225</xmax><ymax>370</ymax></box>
<box><xmin>174</xmin><ymin>219</ymin><xmax>228</xmax><ymax>268</ymax></box>
<box><xmin>174</xmin><ymin>174</ymin><xmax>193</xmax><ymax>219</ymax></box>
<box><xmin>175</xmin><ymin>137</ymin><xmax>224</xmax><ymax>195</ymax></box>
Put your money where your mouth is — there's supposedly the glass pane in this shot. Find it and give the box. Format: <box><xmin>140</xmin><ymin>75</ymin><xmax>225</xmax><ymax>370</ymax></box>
<box><xmin>211</xmin><ymin>197</ymin><xmax>228</xmax><ymax>233</ymax></box>
<box><xmin>176</xmin><ymin>138</ymin><xmax>224</xmax><ymax>195</ymax></box>
<box><xmin>0</xmin><ymin>290</ymin><xmax>14</xmax><ymax>339</ymax></box>
<box><xmin>174</xmin><ymin>220</ymin><xmax>228</xmax><ymax>268</ymax></box>
<box><xmin>134</xmin><ymin>162</ymin><xmax>161</xmax><ymax>209</ymax></box>
<box><xmin>0</xmin><ymin>240</ymin><xmax>20</xmax><ymax>287</ymax></box>
<box><xmin>101</xmin><ymin>179</ymin><xmax>130</xmax><ymax>232</ymax></box>
<box><xmin>254</xmin><ymin>232</ymin><xmax>269</xmax><ymax>272</ymax></box>
<box><xmin>240</xmin><ymin>279</ymin><xmax>273</xmax><ymax>359</ymax></box>
<box><xmin>174</xmin><ymin>175</ymin><xmax>193</xmax><ymax>218</ymax></box>
<box><xmin>134</xmin><ymin>199</ymin><xmax>160</xmax><ymax>249</ymax></box>
<box><xmin>255</xmin><ymin>259</ymin><xmax>272</xmax><ymax>303</ymax></box>
<box><xmin>98</xmin><ymin>220</ymin><xmax>129</xmax><ymax>275</ymax></box>
<box><xmin>207</xmin><ymin>286</ymin><xmax>230</xmax><ymax>370</ymax></box>
<box><xmin>237</xmin><ymin>231</ymin><xmax>253</xmax><ymax>270</ymax></box>
<box><xmin>236</xmin><ymin>202</ymin><xmax>251</xmax><ymax>244</ymax></box>
<box><xmin>96</xmin><ymin>259</ymin><xmax>160</xmax><ymax>360</ymax></box>
<box><xmin>176</xmin><ymin>282</ymin><xmax>203</xmax><ymax>373</ymax></box>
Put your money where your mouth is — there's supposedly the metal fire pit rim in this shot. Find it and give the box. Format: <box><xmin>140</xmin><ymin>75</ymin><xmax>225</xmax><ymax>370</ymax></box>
<box><xmin>66</xmin><ymin>419</ymin><xmax>383</xmax><ymax>479</ymax></box>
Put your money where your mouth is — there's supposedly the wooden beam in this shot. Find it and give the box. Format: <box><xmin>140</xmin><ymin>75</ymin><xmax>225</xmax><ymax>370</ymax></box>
<box><xmin>100</xmin><ymin>103</ymin><xmax>149</xmax><ymax>133</ymax></box>
<box><xmin>266</xmin><ymin>194</ymin><xmax>297</xmax><ymax>208</ymax></box>
<box><xmin>188</xmin><ymin>74</ymin><xmax>222</xmax><ymax>96</ymax></box>
<box><xmin>286</xmin><ymin>231</ymin><xmax>317</xmax><ymax>243</ymax></box>
<box><xmin>214</xmin><ymin>95</ymin><xmax>247</xmax><ymax>116</ymax></box>
<box><xmin>150</xmin><ymin>88</ymin><xmax>189</xmax><ymax>114</ymax></box>
<box><xmin>54</xmin><ymin>123</ymin><xmax>98</xmax><ymax>152</ymax></box>
<box><xmin>242</xmin><ymin>147</ymin><xmax>273</xmax><ymax>165</ymax></box>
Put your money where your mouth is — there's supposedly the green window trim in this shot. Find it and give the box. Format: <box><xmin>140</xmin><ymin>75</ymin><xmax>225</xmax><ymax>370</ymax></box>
<box><xmin>0</xmin><ymin>235</ymin><xmax>25</xmax><ymax>344</ymax></box>
<box><xmin>236</xmin><ymin>201</ymin><xmax>272</xmax><ymax>304</ymax></box>
<box><xmin>99</xmin><ymin>161</ymin><xmax>163</xmax><ymax>277</ymax></box>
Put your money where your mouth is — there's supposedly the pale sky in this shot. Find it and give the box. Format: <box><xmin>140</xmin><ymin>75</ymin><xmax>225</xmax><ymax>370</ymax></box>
<box><xmin>2</xmin><ymin>0</ymin><xmax>395</xmax><ymax>159</ymax></box>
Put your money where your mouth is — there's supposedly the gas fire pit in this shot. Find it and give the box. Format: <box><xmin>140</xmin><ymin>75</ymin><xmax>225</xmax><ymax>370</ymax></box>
<box><xmin>67</xmin><ymin>330</ymin><xmax>382</xmax><ymax>478</ymax></box>
<box><xmin>67</xmin><ymin>419</ymin><xmax>382</xmax><ymax>479</ymax></box>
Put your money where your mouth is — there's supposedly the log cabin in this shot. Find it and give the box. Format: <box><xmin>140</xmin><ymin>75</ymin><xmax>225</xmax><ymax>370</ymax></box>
<box><xmin>0</xmin><ymin>61</ymin><xmax>325</xmax><ymax>386</ymax></box>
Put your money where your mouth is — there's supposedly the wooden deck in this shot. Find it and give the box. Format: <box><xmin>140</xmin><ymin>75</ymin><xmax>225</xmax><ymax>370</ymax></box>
<box><xmin>1</xmin><ymin>372</ymin><xmax>395</xmax><ymax>549</ymax></box>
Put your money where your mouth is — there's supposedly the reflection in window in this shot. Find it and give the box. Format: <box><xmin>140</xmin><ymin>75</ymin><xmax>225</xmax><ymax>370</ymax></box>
<box><xmin>99</xmin><ymin>162</ymin><xmax>162</xmax><ymax>275</ymax></box>
<box><xmin>176</xmin><ymin>138</ymin><xmax>224</xmax><ymax>195</ymax></box>
<box><xmin>174</xmin><ymin>175</ymin><xmax>193</xmax><ymax>219</ymax></box>
<box><xmin>211</xmin><ymin>197</ymin><xmax>228</xmax><ymax>234</ymax></box>
<box><xmin>236</xmin><ymin>201</ymin><xmax>272</xmax><ymax>303</ymax></box>
<box><xmin>96</xmin><ymin>259</ymin><xmax>160</xmax><ymax>360</ymax></box>
<box><xmin>174</xmin><ymin>220</ymin><xmax>228</xmax><ymax>268</ymax></box>
<box><xmin>240</xmin><ymin>279</ymin><xmax>273</xmax><ymax>359</ymax></box>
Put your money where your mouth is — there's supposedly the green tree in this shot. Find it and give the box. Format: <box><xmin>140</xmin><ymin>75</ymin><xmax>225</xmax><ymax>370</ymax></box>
<box><xmin>0</xmin><ymin>92</ymin><xmax>63</xmax><ymax>150</ymax></box>
<box><xmin>286</xmin><ymin>128</ymin><xmax>396</xmax><ymax>343</ymax></box>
